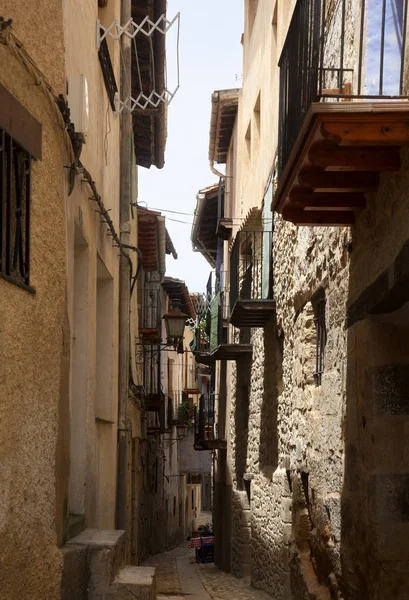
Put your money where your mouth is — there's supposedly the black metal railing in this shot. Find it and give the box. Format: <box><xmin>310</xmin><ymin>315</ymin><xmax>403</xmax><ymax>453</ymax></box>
<box><xmin>139</xmin><ymin>281</ymin><xmax>161</xmax><ymax>333</ymax></box>
<box><xmin>0</xmin><ymin>128</ymin><xmax>31</xmax><ymax>289</ymax></box>
<box><xmin>172</xmin><ymin>390</ymin><xmax>194</xmax><ymax>426</ymax></box>
<box><xmin>193</xmin><ymin>272</ymin><xmax>230</xmax><ymax>354</ymax></box>
<box><xmin>142</xmin><ymin>343</ymin><xmax>161</xmax><ymax>397</ymax></box>
<box><xmin>230</xmin><ymin>230</ymin><xmax>273</xmax><ymax>310</ymax></box>
<box><xmin>278</xmin><ymin>0</ymin><xmax>409</xmax><ymax>176</ymax></box>
<box><xmin>194</xmin><ymin>394</ymin><xmax>222</xmax><ymax>444</ymax></box>
<box><xmin>98</xmin><ymin>28</ymin><xmax>118</xmax><ymax>111</ymax></box>
<box><xmin>313</xmin><ymin>292</ymin><xmax>327</xmax><ymax>387</ymax></box>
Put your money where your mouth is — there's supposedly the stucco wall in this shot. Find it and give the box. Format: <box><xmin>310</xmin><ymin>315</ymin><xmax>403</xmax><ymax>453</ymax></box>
<box><xmin>0</xmin><ymin>3</ymin><xmax>68</xmax><ymax>599</ymax></box>
<box><xmin>63</xmin><ymin>0</ymin><xmax>122</xmax><ymax>531</ymax></box>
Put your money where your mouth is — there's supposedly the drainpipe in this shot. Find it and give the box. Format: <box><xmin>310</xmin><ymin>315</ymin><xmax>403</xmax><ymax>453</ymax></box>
<box><xmin>117</xmin><ymin>0</ymin><xmax>132</xmax><ymax>532</ymax></box>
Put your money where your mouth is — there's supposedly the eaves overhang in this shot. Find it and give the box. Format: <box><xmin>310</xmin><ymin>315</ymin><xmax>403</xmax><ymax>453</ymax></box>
<box><xmin>137</xmin><ymin>206</ymin><xmax>177</xmax><ymax>273</ymax></box>
<box><xmin>191</xmin><ymin>183</ymin><xmax>219</xmax><ymax>268</ymax></box>
<box><xmin>162</xmin><ymin>277</ymin><xmax>196</xmax><ymax>319</ymax></box>
<box><xmin>209</xmin><ymin>88</ymin><xmax>240</xmax><ymax>166</ymax></box>
<box><xmin>131</xmin><ymin>0</ymin><xmax>167</xmax><ymax>169</ymax></box>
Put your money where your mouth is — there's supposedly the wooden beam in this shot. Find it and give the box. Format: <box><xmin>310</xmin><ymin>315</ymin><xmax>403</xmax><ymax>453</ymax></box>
<box><xmin>298</xmin><ymin>167</ymin><xmax>380</xmax><ymax>192</ymax></box>
<box><xmin>282</xmin><ymin>206</ymin><xmax>356</xmax><ymax>226</ymax></box>
<box><xmin>321</xmin><ymin>120</ymin><xmax>409</xmax><ymax>146</ymax></box>
<box><xmin>309</xmin><ymin>142</ymin><xmax>401</xmax><ymax>171</ymax></box>
<box><xmin>290</xmin><ymin>191</ymin><xmax>366</xmax><ymax>210</ymax></box>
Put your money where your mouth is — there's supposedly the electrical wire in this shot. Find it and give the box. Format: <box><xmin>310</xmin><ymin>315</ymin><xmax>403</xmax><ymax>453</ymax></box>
<box><xmin>146</xmin><ymin>205</ymin><xmax>273</xmax><ymax>223</ymax></box>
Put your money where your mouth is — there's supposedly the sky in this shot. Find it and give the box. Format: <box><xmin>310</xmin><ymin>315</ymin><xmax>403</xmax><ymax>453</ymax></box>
<box><xmin>138</xmin><ymin>1</ymin><xmax>244</xmax><ymax>294</ymax></box>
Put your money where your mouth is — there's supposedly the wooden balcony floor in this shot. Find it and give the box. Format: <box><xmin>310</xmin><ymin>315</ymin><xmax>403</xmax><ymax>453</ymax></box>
<box><xmin>195</xmin><ymin>343</ymin><xmax>252</xmax><ymax>365</ymax></box>
<box><xmin>273</xmin><ymin>101</ymin><xmax>409</xmax><ymax>226</ymax></box>
<box><xmin>230</xmin><ymin>298</ymin><xmax>276</xmax><ymax>328</ymax></box>
<box><xmin>194</xmin><ymin>439</ymin><xmax>227</xmax><ymax>451</ymax></box>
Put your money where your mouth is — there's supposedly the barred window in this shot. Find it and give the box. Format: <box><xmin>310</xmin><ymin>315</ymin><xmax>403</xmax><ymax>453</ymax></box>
<box><xmin>313</xmin><ymin>290</ymin><xmax>326</xmax><ymax>387</ymax></box>
<box><xmin>0</xmin><ymin>128</ymin><xmax>32</xmax><ymax>289</ymax></box>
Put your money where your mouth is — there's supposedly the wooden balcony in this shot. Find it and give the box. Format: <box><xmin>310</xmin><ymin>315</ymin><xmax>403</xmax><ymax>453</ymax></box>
<box><xmin>230</xmin><ymin>299</ymin><xmax>276</xmax><ymax>328</ymax></box>
<box><xmin>194</xmin><ymin>396</ymin><xmax>227</xmax><ymax>451</ymax></box>
<box><xmin>194</xmin><ymin>438</ymin><xmax>227</xmax><ymax>451</ymax></box>
<box><xmin>275</xmin><ymin>0</ymin><xmax>409</xmax><ymax>227</ymax></box>
<box><xmin>229</xmin><ymin>227</ymin><xmax>275</xmax><ymax>327</ymax></box>
<box><xmin>195</xmin><ymin>343</ymin><xmax>252</xmax><ymax>365</ymax></box>
<box><xmin>274</xmin><ymin>103</ymin><xmax>409</xmax><ymax>226</ymax></box>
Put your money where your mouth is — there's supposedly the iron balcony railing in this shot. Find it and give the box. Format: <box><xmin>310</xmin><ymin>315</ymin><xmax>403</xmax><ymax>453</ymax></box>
<box><xmin>142</xmin><ymin>343</ymin><xmax>161</xmax><ymax>398</ymax></box>
<box><xmin>278</xmin><ymin>0</ymin><xmax>409</xmax><ymax>176</ymax></box>
<box><xmin>194</xmin><ymin>394</ymin><xmax>222</xmax><ymax>445</ymax></box>
<box><xmin>171</xmin><ymin>390</ymin><xmax>194</xmax><ymax>426</ymax></box>
<box><xmin>193</xmin><ymin>271</ymin><xmax>229</xmax><ymax>354</ymax></box>
<box><xmin>230</xmin><ymin>229</ymin><xmax>273</xmax><ymax>310</ymax></box>
<box><xmin>139</xmin><ymin>280</ymin><xmax>162</xmax><ymax>334</ymax></box>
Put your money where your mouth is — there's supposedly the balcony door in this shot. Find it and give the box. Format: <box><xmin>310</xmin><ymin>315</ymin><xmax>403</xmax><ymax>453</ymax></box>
<box><xmin>364</xmin><ymin>0</ymin><xmax>405</xmax><ymax>96</ymax></box>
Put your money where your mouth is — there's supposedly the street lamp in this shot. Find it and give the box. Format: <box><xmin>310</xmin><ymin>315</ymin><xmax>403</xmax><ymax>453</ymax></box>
<box><xmin>162</xmin><ymin>300</ymin><xmax>188</xmax><ymax>347</ymax></box>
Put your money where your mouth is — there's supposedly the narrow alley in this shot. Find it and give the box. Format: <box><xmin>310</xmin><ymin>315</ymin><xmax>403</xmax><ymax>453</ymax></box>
<box><xmin>144</xmin><ymin>544</ymin><xmax>273</xmax><ymax>600</ymax></box>
<box><xmin>3</xmin><ymin>0</ymin><xmax>409</xmax><ymax>599</ymax></box>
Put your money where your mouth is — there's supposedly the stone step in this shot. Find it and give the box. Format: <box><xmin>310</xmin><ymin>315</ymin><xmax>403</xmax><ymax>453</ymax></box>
<box><xmin>62</xmin><ymin>528</ymin><xmax>129</xmax><ymax>599</ymax></box>
<box><xmin>110</xmin><ymin>566</ymin><xmax>156</xmax><ymax>600</ymax></box>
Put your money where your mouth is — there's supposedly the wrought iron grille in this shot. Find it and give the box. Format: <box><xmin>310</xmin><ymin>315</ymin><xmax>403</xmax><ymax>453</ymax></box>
<box><xmin>313</xmin><ymin>293</ymin><xmax>327</xmax><ymax>387</ymax></box>
<box><xmin>193</xmin><ymin>271</ymin><xmax>229</xmax><ymax>354</ymax></box>
<box><xmin>194</xmin><ymin>393</ymin><xmax>221</xmax><ymax>444</ymax></box>
<box><xmin>171</xmin><ymin>390</ymin><xmax>192</xmax><ymax>426</ymax></box>
<box><xmin>230</xmin><ymin>229</ymin><xmax>273</xmax><ymax>310</ymax></box>
<box><xmin>139</xmin><ymin>280</ymin><xmax>161</xmax><ymax>333</ymax></box>
<box><xmin>0</xmin><ymin>128</ymin><xmax>31</xmax><ymax>289</ymax></box>
<box><xmin>278</xmin><ymin>0</ymin><xmax>409</xmax><ymax>176</ymax></box>
<box><xmin>98</xmin><ymin>29</ymin><xmax>118</xmax><ymax>111</ymax></box>
<box><xmin>142</xmin><ymin>343</ymin><xmax>161</xmax><ymax>397</ymax></box>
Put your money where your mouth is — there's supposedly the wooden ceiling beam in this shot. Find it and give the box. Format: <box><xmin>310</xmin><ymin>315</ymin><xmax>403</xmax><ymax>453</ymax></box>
<box><xmin>290</xmin><ymin>190</ymin><xmax>366</xmax><ymax>211</ymax></box>
<box><xmin>321</xmin><ymin>119</ymin><xmax>409</xmax><ymax>146</ymax></box>
<box><xmin>298</xmin><ymin>167</ymin><xmax>380</xmax><ymax>192</ymax></box>
<box><xmin>282</xmin><ymin>207</ymin><xmax>356</xmax><ymax>226</ymax></box>
<box><xmin>309</xmin><ymin>142</ymin><xmax>401</xmax><ymax>171</ymax></box>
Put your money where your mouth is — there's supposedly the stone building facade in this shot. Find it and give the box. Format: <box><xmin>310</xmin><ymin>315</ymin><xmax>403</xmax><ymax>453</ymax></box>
<box><xmin>192</xmin><ymin>1</ymin><xmax>409</xmax><ymax>599</ymax></box>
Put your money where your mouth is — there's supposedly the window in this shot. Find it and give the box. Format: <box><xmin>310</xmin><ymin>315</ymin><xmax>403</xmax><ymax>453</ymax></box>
<box><xmin>247</xmin><ymin>0</ymin><xmax>259</xmax><ymax>37</ymax></box>
<box><xmin>245</xmin><ymin>121</ymin><xmax>251</xmax><ymax>161</ymax></box>
<box><xmin>98</xmin><ymin>30</ymin><xmax>118</xmax><ymax>111</ymax></box>
<box><xmin>253</xmin><ymin>93</ymin><xmax>261</xmax><ymax>155</ymax></box>
<box><xmin>313</xmin><ymin>290</ymin><xmax>327</xmax><ymax>386</ymax></box>
<box><xmin>95</xmin><ymin>257</ymin><xmax>114</xmax><ymax>420</ymax></box>
<box><xmin>0</xmin><ymin>86</ymin><xmax>41</xmax><ymax>292</ymax></box>
<box><xmin>0</xmin><ymin>128</ymin><xmax>32</xmax><ymax>289</ymax></box>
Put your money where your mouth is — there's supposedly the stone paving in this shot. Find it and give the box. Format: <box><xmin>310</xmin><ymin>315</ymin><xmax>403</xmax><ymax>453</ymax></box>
<box><xmin>197</xmin><ymin>561</ymin><xmax>274</xmax><ymax>600</ymax></box>
<box><xmin>142</xmin><ymin>543</ymin><xmax>275</xmax><ymax>600</ymax></box>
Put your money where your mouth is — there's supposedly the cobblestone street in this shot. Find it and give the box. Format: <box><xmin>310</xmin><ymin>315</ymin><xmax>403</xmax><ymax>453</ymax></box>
<box><xmin>143</xmin><ymin>544</ymin><xmax>274</xmax><ymax>600</ymax></box>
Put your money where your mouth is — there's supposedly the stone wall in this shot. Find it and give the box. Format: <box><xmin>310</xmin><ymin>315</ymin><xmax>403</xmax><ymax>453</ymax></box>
<box><xmin>227</xmin><ymin>217</ymin><xmax>350</xmax><ymax>597</ymax></box>
<box><xmin>215</xmin><ymin>1</ymin><xmax>409</xmax><ymax>599</ymax></box>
